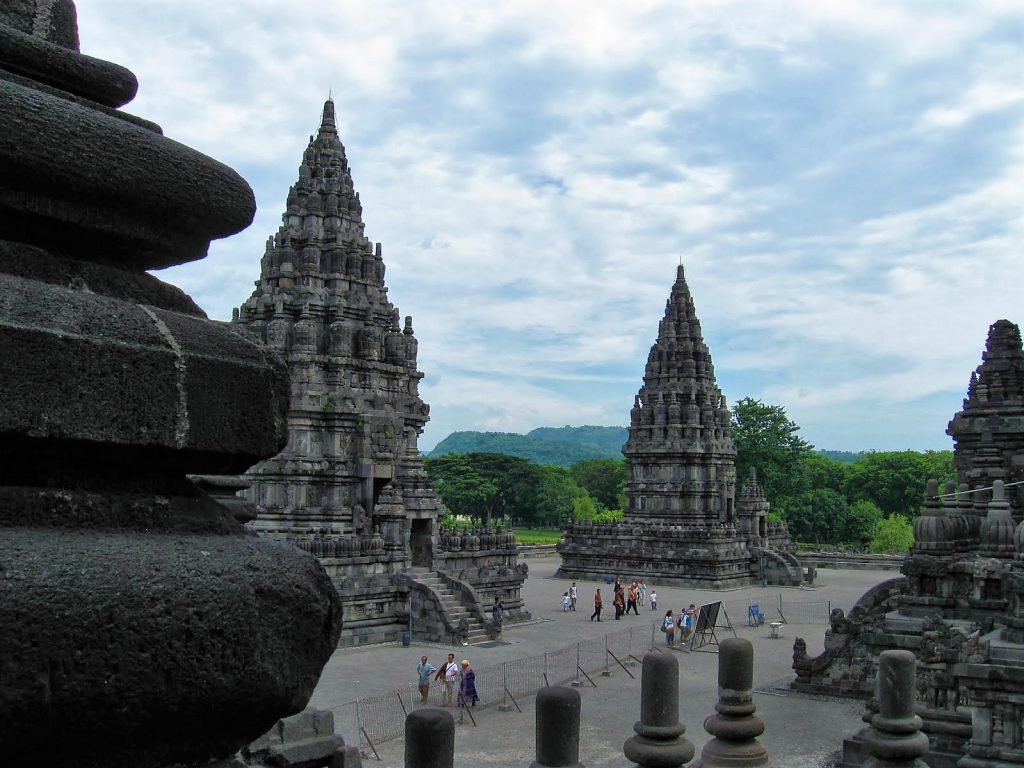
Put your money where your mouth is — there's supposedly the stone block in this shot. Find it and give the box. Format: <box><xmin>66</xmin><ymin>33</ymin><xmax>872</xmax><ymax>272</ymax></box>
<box><xmin>0</xmin><ymin>274</ymin><xmax>288</xmax><ymax>472</ymax></box>
<box><xmin>0</xmin><ymin>78</ymin><xmax>254</xmax><ymax>267</ymax></box>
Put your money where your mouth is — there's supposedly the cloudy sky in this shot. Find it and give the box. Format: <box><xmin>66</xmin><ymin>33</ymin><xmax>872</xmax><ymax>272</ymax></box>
<box><xmin>77</xmin><ymin>1</ymin><xmax>1022</xmax><ymax>452</ymax></box>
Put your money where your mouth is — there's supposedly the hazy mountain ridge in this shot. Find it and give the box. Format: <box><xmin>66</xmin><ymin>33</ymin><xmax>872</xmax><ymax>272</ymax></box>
<box><xmin>426</xmin><ymin>426</ymin><xmax>628</xmax><ymax>467</ymax></box>
<box><xmin>427</xmin><ymin>426</ymin><xmax>868</xmax><ymax>468</ymax></box>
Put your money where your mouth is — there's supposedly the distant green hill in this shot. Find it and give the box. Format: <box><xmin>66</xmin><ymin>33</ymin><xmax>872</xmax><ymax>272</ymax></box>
<box><xmin>817</xmin><ymin>449</ymin><xmax>866</xmax><ymax>464</ymax></box>
<box><xmin>428</xmin><ymin>425</ymin><xmax>628</xmax><ymax>467</ymax></box>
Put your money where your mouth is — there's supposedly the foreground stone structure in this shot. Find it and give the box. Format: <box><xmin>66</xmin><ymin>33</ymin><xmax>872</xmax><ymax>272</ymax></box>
<box><xmin>233</xmin><ymin>102</ymin><xmax>528</xmax><ymax>645</ymax></box>
<box><xmin>0</xmin><ymin>4</ymin><xmax>343</xmax><ymax>766</ymax></box>
<box><xmin>793</xmin><ymin>319</ymin><xmax>1024</xmax><ymax>768</ymax></box>
<box><xmin>557</xmin><ymin>266</ymin><xmax>806</xmax><ymax>587</ymax></box>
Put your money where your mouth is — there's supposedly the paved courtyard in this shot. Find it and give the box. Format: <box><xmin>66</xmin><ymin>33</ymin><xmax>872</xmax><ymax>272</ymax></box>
<box><xmin>309</xmin><ymin>556</ymin><xmax>897</xmax><ymax>767</ymax></box>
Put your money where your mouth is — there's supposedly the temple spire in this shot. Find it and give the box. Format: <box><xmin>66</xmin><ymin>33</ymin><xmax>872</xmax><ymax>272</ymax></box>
<box><xmin>319</xmin><ymin>97</ymin><xmax>338</xmax><ymax>137</ymax></box>
<box><xmin>623</xmin><ymin>263</ymin><xmax>736</xmax><ymax>526</ymax></box>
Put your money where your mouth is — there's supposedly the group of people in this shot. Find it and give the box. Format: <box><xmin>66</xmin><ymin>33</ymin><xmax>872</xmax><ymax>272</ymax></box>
<box><xmin>587</xmin><ymin>578</ymin><xmax>658</xmax><ymax>622</ymax></box>
<box><xmin>660</xmin><ymin>604</ymin><xmax>697</xmax><ymax>647</ymax></box>
<box><xmin>415</xmin><ymin>653</ymin><xmax>479</xmax><ymax>720</ymax></box>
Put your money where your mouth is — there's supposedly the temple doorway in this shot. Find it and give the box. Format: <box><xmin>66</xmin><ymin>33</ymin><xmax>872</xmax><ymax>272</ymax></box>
<box><xmin>410</xmin><ymin>519</ymin><xmax>432</xmax><ymax>568</ymax></box>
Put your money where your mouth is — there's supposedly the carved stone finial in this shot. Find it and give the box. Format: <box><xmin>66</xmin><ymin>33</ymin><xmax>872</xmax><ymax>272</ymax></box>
<box><xmin>861</xmin><ymin>650</ymin><xmax>929</xmax><ymax>768</ymax></box>
<box><xmin>979</xmin><ymin>479</ymin><xmax>1016</xmax><ymax>558</ymax></box>
<box><xmin>693</xmin><ymin>638</ymin><xmax>773</xmax><ymax>768</ymax></box>
<box><xmin>913</xmin><ymin>478</ymin><xmax>954</xmax><ymax>555</ymax></box>
<box><xmin>623</xmin><ymin>651</ymin><xmax>695</xmax><ymax>767</ymax></box>
<box><xmin>405</xmin><ymin>708</ymin><xmax>455</xmax><ymax>768</ymax></box>
<box><xmin>531</xmin><ymin>686</ymin><xmax>584</xmax><ymax>768</ymax></box>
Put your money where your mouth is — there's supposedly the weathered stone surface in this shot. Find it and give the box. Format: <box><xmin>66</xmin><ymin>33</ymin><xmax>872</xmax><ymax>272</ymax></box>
<box><xmin>0</xmin><ymin>239</ymin><xmax>206</xmax><ymax>314</ymax></box>
<box><xmin>860</xmin><ymin>651</ymin><xmax>929</xmax><ymax>768</ymax></box>
<box><xmin>0</xmin><ymin>3</ymin><xmax>343</xmax><ymax>766</ymax></box>
<box><xmin>623</xmin><ymin>651</ymin><xmax>695</xmax><ymax>767</ymax></box>
<box><xmin>1</xmin><ymin>0</ymin><xmax>79</xmax><ymax>50</ymax></box>
<box><xmin>0</xmin><ymin>530</ymin><xmax>342</xmax><ymax>766</ymax></box>
<box><xmin>0</xmin><ymin>78</ymin><xmax>254</xmax><ymax>267</ymax></box>
<box><xmin>0</xmin><ymin>272</ymin><xmax>288</xmax><ymax>470</ymax></box>
<box><xmin>243</xmin><ymin>708</ymin><xmax>358</xmax><ymax>768</ymax></box>
<box><xmin>533</xmin><ymin>686</ymin><xmax>583</xmax><ymax>768</ymax></box>
<box><xmin>693</xmin><ymin>638</ymin><xmax>773</xmax><ymax>768</ymax></box>
<box><xmin>0</xmin><ymin>17</ymin><xmax>136</xmax><ymax>105</ymax></box>
<box><xmin>405</xmin><ymin>708</ymin><xmax>455</xmax><ymax>768</ymax></box>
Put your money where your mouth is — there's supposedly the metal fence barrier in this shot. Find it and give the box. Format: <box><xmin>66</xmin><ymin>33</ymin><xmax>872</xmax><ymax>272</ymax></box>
<box><xmin>324</xmin><ymin>592</ymin><xmax>835</xmax><ymax>757</ymax></box>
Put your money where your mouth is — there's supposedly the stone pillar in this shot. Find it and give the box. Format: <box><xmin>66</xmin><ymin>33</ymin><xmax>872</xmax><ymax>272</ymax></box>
<box><xmin>693</xmin><ymin>638</ymin><xmax>773</xmax><ymax>768</ymax></box>
<box><xmin>623</xmin><ymin>651</ymin><xmax>695</xmax><ymax>767</ymax></box>
<box><xmin>860</xmin><ymin>651</ymin><xmax>929</xmax><ymax>768</ymax></box>
<box><xmin>405</xmin><ymin>708</ymin><xmax>455</xmax><ymax>768</ymax></box>
<box><xmin>532</xmin><ymin>686</ymin><xmax>584</xmax><ymax>768</ymax></box>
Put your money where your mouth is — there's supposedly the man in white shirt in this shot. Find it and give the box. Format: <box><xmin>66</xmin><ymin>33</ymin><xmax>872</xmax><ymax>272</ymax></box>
<box><xmin>569</xmin><ymin>582</ymin><xmax>578</xmax><ymax>611</ymax></box>
<box><xmin>437</xmin><ymin>653</ymin><xmax>459</xmax><ymax>706</ymax></box>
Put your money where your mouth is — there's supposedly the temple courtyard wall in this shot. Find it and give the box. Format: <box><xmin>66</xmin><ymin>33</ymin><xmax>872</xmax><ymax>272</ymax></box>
<box><xmin>306</xmin><ymin>555</ymin><xmax>891</xmax><ymax>767</ymax></box>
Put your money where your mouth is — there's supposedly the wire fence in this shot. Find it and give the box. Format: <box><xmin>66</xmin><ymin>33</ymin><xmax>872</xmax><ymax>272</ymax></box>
<box><xmin>325</xmin><ymin>591</ymin><xmax>836</xmax><ymax>758</ymax></box>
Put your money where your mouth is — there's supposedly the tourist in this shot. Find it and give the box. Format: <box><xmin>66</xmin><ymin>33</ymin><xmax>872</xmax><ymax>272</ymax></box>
<box><xmin>457</xmin><ymin>659</ymin><xmax>478</xmax><ymax>722</ymax></box>
<box><xmin>569</xmin><ymin>581</ymin><xmax>578</xmax><ymax>611</ymax></box>
<box><xmin>662</xmin><ymin>610</ymin><xmax>675</xmax><ymax>646</ymax></box>
<box><xmin>676</xmin><ymin>608</ymin><xmax>687</xmax><ymax>645</ymax></box>
<box><xmin>680</xmin><ymin>604</ymin><xmax>696</xmax><ymax>643</ymax></box>
<box><xmin>416</xmin><ymin>656</ymin><xmax>436</xmax><ymax>704</ymax></box>
<box><xmin>492</xmin><ymin>596</ymin><xmax>503</xmax><ymax>635</ymax></box>
<box><xmin>561</xmin><ymin>591</ymin><xmax>571</xmax><ymax>611</ymax></box>
<box><xmin>650</xmin><ymin>588</ymin><xmax>658</xmax><ymax>611</ymax></box>
<box><xmin>638</xmin><ymin>580</ymin><xmax>647</xmax><ymax>606</ymax></box>
<box><xmin>591</xmin><ymin>588</ymin><xmax>603</xmax><ymax>621</ymax></box>
<box><xmin>613</xmin><ymin>588</ymin><xmax>625</xmax><ymax>619</ymax></box>
<box><xmin>435</xmin><ymin>653</ymin><xmax>459</xmax><ymax>706</ymax></box>
<box><xmin>627</xmin><ymin>582</ymin><xmax>639</xmax><ymax>615</ymax></box>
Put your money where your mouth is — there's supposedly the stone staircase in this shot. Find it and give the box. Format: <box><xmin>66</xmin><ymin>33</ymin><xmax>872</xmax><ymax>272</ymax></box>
<box><xmin>408</xmin><ymin>569</ymin><xmax>490</xmax><ymax>645</ymax></box>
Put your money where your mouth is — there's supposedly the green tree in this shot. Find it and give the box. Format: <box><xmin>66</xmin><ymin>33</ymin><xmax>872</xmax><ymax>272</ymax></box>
<box><xmin>843</xmin><ymin>500</ymin><xmax>884</xmax><ymax>547</ymax></box>
<box><xmin>569</xmin><ymin>458</ymin><xmax>627</xmax><ymax>510</ymax></box>
<box><xmin>870</xmin><ymin>514</ymin><xmax>915</xmax><ymax>554</ymax></box>
<box><xmin>731</xmin><ymin>397</ymin><xmax>813</xmax><ymax>506</ymax></box>
<box><xmin>571</xmin><ymin>494</ymin><xmax>601</xmax><ymax>522</ymax></box>
<box><xmin>782</xmin><ymin>488</ymin><xmax>847</xmax><ymax>544</ymax></box>
<box><xmin>844</xmin><ymin>450</ymin><xmax>955</xmax><ymax>518</ymax></box>
<box><xmin>532</xmin><ymin>466</ymin><xmax>585</xmax><ymax>527</ymax></box>
<box><xmin>796</xmin><ymin>453</ymin><xmax>846</xmax><ymax>495</ymax></box>
<box><xmin>424</xmin><ymin>452</ymin><xmax>541</xmax><ymax>525</ymax></box>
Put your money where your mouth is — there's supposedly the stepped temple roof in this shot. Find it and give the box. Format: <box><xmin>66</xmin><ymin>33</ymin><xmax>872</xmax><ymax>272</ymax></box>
<box><xmin>623</xmin><ymin>264</ymin><xmax>737</xmax><ymax>526</ymax></box>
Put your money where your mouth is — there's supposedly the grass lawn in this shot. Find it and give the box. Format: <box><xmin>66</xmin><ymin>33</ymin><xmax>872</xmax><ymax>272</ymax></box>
<box><xmin>510</xmin><ymin>527</ymin><xmax>564</xmax><ymax>545</ymax></box>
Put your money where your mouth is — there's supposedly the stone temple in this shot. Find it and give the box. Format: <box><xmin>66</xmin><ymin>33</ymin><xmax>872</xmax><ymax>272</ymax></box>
<box><xmin>557</xmin><ymin>265</ymin><xmax>807</xmax><ymax>588</ymax></box>
<box><xmin>232</xmin><ymin>101</ymin><xmax>529</xmax><ymax>645</ymax></box>
<box><xmin>794</xmin><ymin>319</ymin><xmax>1024</xmax><ymax>768</ymax></box>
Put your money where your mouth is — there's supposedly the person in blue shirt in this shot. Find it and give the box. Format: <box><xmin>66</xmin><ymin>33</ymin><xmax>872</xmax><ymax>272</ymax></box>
<box><xmin>662</xmin><ymin>610</ymin><xmax>675</xmax><ymax>646</ymax></box>
<box><xmin>416</xmin><ymin>655</ymin><xmax>436</xmax><ymax>704</ymax></box>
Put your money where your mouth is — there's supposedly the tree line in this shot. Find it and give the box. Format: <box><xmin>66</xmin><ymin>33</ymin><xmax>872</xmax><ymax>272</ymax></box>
<box><xmin>424</xmin><ymin>398</ymin><xmax>956</xmax><ymax>553</ymax></box>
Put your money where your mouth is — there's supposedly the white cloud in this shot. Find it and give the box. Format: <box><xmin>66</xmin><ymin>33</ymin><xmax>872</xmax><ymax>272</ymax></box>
<box><xmin>73</xmin><ymin>0</ymin><xmax>1023</xmax><ymax>452</ymax></box>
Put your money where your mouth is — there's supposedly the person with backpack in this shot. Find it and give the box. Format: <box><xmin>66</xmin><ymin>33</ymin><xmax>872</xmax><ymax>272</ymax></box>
<box><xmin>661</xmin><ymin>609</ymin><xmax>675</xmax><ymax>646</ymax></box>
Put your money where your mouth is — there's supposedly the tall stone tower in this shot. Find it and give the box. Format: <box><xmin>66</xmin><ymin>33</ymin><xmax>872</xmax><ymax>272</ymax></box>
<box><xmin>233</xmin><ymin>101</ymin><xmax>530</xmax><ymax>644</ymax></box>
<box><xmin>234</xmin><ymin>99</ymin><xmax>442</xmax><ymax>552</ymax></box>
<box><xmin>947</xmin><ymin>319</ymin><xmax>1024</xmax><ymax>521</ymax></box>
<box><xmin>623</xmin><ymin>264</ymin><xmax>737</xmax><ymax>525</ymax></box>
<box><xmin>557</xmin><ymin>265</ymin><xmax>805</xmax><ymax>588</ymax></box>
